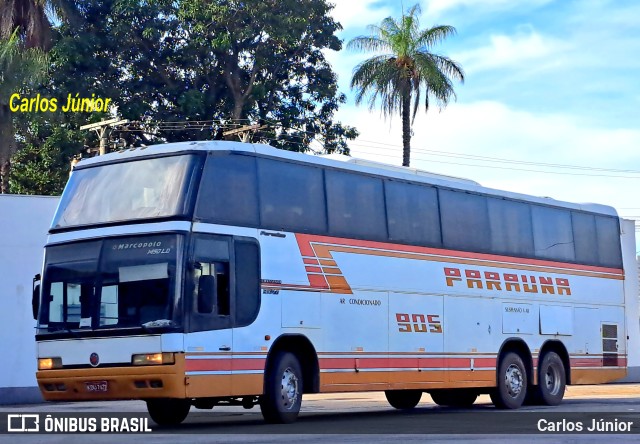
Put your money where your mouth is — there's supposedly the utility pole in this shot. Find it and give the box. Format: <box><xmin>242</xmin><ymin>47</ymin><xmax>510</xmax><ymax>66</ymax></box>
<box><xmin>80</xmin><ymin>118</ymin><xmax>130</xmax><ymax>155</ymax></box>
<box><xmin>223</xmin><ymin>124</ymin><xmax>266</xmax><ymax>143</ymax></box>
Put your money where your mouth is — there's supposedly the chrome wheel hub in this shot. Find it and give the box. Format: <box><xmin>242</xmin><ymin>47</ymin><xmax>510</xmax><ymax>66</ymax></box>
<box><xmin>505</xmin><ymin>364</ymin><xmax>523</xmax><ymax>397</ymax></box>
<box><xmin>280</xmin><ymin>367</ymin><xmax>299</xmax><ymax>409</ymax></box>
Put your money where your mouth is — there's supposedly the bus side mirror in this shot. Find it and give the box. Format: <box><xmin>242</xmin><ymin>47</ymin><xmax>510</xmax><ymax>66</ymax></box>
<box><xmin>32</xmin><ymin>274</ymin><xmax>41</xmax><ymax>320</ymax></box>
<box><xmin>197</xmin><ymin>275</ymin><xmax>217</xmax><ymax>314</ymax></box>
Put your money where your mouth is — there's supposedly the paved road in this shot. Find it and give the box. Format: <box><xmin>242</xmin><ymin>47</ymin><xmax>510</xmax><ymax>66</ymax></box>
<box><xmin>1</xmin><ymin>384</ymin><xmax>640</xmax><ymax>443</ymax></box>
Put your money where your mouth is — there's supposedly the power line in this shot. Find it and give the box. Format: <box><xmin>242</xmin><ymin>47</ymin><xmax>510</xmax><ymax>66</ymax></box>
<box><xmin>351</xmin><ymin>147</ymin><xmax>640</xmax><ymax>179</ymax></box>
<box><xmin>100</xmin><ymin>119</ymin><xmax>640</xmax><ymax>180</ymax></box>
<box><xmin>351</xmin><ymin>139</ymin><xmax>640</xmax><ymax>175</ymax></box>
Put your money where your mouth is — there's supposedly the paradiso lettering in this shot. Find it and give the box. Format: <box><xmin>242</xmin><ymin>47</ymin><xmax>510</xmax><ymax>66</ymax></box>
<box><xmin>444</xmin><ymin>267</ymin><xmax>571</xmax><ymax>296</ymax></box>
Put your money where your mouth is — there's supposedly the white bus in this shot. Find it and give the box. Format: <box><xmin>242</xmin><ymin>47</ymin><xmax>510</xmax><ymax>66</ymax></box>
<box><xmin>33</xmin><ymin>141</ymin><xmax>634</xmax><ymax>424</ymax></box>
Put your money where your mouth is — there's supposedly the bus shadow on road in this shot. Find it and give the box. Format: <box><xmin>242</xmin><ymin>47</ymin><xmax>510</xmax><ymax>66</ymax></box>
<box><xmin>155</xmin><ymin>402</ymin><xmax>636</xmax><ymax>434</ymax></box>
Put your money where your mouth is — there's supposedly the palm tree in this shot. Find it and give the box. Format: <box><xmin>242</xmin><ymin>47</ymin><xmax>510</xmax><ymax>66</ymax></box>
<box><xmin>0</xmin><ymin>29</ymin><xmax>48</xmax><ymax>193</ymax></box>
<box><xmin>0</xmin><ymin>0</ymin><xmax>79</xmax><ymax>49</ymax></box>
<box><xmin>348</xmin><ymin>4</ymin><xmax>464</xmax><ymax>167</ymax></box>
<box><xmin>0</xmin><ymin>0</ymin><xmax>78</xmax><ymax>192</ymax></box>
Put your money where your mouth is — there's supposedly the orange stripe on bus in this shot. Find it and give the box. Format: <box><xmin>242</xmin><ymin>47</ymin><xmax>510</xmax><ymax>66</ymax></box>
<box><xmin>185</xmin><ymin>358</ymin><xmax>266</xmax><ymax>372</ymax></box>
<box><xmin>571</xmin><ymin>357</ymin><xmax>627</xmax><ymax>367</ymax></box>
<box><xmin>319</xmin><ymin>357</ymin><xmax>482</xmax><ymax>370</ymax></box>
<box><xmin>295</xmin><ymin>233</ymin><xmax>623</xmax><ymax>276</ymax></box>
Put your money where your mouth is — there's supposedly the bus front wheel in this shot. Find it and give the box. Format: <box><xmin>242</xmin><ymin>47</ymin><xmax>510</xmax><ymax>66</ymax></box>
<box><xmin>146</xmin><ymin>398</ymin><xmax>190</xmax><ymax>426</ymax></box>
<box><xmin>260</xmin><ymin>351</ymin><xmax>303</xmax><ymax>423</ymax></box>
<box><xmin>490</xmin><ymin>352</ymin><xmax>528</xmax><ymax>409</ymax></box>
<box><xmin>385</xmin><ymin>390</ymin><xmax>422</xmax><ymax>409</ymax></box>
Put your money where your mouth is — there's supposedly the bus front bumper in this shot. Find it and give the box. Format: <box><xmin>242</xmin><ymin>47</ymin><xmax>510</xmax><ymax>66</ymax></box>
<box><xmin>36</xmin><ymin>360</ymin><xmax>186</xmax><ymax>401</ymax></box>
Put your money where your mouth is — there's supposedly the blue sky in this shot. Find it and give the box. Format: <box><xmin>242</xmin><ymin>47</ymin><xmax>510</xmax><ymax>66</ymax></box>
<box><xmin>325</xmin><ymin>0</ymin><xmax>640</xmax><ymax>246</ymax></box>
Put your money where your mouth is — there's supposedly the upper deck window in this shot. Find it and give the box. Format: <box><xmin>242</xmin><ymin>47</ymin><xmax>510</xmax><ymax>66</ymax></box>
<box><xmin>52</xmin><ymin>154</ymin><xmax>200</xmax><ymax>229</ymax></box>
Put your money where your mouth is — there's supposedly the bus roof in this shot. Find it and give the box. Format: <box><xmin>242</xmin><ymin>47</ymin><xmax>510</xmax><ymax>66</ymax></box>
<box><xmin>74</xmin><ymin>140</ymin><xmax>619</xmax><ymax>217</ymax></box>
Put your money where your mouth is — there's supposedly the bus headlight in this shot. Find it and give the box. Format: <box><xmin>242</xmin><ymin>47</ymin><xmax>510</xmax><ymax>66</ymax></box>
<box><xmin>132</xmin><ymin>352</ymin><xmax>175</xmax><ymax>366</ymax></box>
<box><xmin>38</xmin><ymin>357</ymin><xmax>62</xmax><ymax>370</ymax></box>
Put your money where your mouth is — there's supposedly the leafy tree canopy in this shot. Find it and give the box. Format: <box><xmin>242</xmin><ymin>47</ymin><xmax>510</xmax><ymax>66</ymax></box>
<box><xmin>0</xmin><ymin>29</ymin><xmax>48</xmax><ymax>192</ymax></box>
<box><xmin>9</xmin><ymin>124</ymin><xmax>83</xmax><ymax>195</ymax></box>
<box><xmin>10</xmin><ymin>0</ymin><xmax>357</xmax><ymax>194</ymax></box>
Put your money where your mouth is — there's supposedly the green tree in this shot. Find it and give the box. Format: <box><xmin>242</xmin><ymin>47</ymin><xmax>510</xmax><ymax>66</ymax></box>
<box><xmin>0</xmin><ymin>0</ymin><xmax>79</xmax><ymax>193</ymax></box>
<box><xmin>0</xmin><ymin>30</ymin><xmax>47</xmax><ymax>193</ymax></box>
<box><xmin>348</xmin><ymin>4</ymin><xmax>464</xmax><ymax>167</ymax></box>
<box><xmin>176</xmin><ymin>0</ymin><xmax>358</xmax><ymax>152</ymax></box>
<box><xmin>9</xmin><ymin>125</ymin><xmax>82</xmax><ymax>195</ymax></box>
<box><xmin>45</xmin><ymin>0</ymin><xmax>356</xmax><ymax>152</ymax></box>
<box><xmin>11</xmin><ymin>0</ymin><xmax>358</xmax><ymax>195</ymax></box>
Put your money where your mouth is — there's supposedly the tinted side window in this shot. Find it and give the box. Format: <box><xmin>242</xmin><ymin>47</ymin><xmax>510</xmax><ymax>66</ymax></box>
<box><xmin>257</xmin><ymin>159</ymin><xmax>327</xmax><ymax>233</ymax></box>
<box><xmin>440</xmin><ymin>190</ymin><xmax>490</xmax><ymax>252</ymax></box>
<box><xmin>385</xmin><ymin>181</ymin><xmax>441</xmax><ymax>246</ymax></box>
<box><xmin>326</xmin><ymin>170</ymin><xmax>387</xmax><ymax>240</ymax></box>
<box><xmin>531</xmin><ymin>206</ymin><xmax>575</xmax><ymax>262</ymax></box>
<box><xmin>572</xmin><ymin>212</ymin><xmax>598</xmax><ymax>265</ymax></box>
<box><xmin>188</xmin><ymin>235</ymin><xmax>232</xmax><ymax>332</ymax></box>
<box><xmin>196</xmin><ymin>155</ymin><xmax>259</xmax><ymax>226</ymax></box>
<box><xmin>235</xmin><ymin>239</ymin><xmax>261</xmax><ymax>327</ymax></box>
<box><xmin>488</xmin><ymin>198</ymin><xmax>534</xmax><ymax>257</ymax></box>
<box><xmin>595</xmin><ymin>216</ymin><xmax>622</xmax><ymax>268</ymax></box>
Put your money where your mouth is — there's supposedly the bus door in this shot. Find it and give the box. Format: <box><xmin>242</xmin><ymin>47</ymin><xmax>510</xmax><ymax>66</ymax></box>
<box><xmin>184</xmin><ymin>234</ymin><xmax>261</xmax><ymax>398</ymax></box>
<box><xmin>185</xmin><ymin>234</ymin><xmax>234</xmax><ymax>397</ymax></box>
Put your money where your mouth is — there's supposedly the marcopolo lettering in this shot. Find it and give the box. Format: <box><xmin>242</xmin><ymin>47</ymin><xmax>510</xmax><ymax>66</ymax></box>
<box><xmin>114</xmin><ymin>242</ymin><xmax>163</xmax><ymax>250</ymax></box>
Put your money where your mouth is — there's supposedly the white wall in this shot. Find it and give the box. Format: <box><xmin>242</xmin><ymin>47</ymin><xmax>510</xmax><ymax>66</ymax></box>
<box><xmin>621</xmin><ymin>220</ymin><xmax>640</xmax><ymax>366</ymax></box>
<box><xmin>0</xmin><ymin>195</ymin><xmax>59</xmax><ymax>403</ymax></box>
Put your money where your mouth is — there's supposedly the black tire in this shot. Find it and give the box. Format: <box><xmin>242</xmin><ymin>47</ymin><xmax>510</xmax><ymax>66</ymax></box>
<box><xmin>146</xmin><ymin>398</ymin><xmax>190</xmax><ymax>426</ymax></box>
<box><xmin>260</xmin><ymin>352</ymin><xmax>303</xmax><ymax>424</ymax></box>
<box><xmin>490</xmin><ymin>352</ymin><xmax>528</xmax><ymax>409</ymax></box>
<box><xmin>430</xmin><ymin>389</ymin><xmax>478</xmax><ymax>407</ymax></box>
<box><xmin>536</xmin><ymin>352</ymin><xmax>566</xmax><ymax>406</ymax></box>
<box><xmin>384</xmin><ymin>390</ymin><xmax>422</xmax><ymax>409</ymax></box>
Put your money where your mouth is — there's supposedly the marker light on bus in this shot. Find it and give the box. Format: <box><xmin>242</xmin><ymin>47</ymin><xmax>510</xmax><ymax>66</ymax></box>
<box><xmin>132</xmin><ymin>353</ymin><xmax>175</xmax><ymax>366</ymax></box>
<box><xmin>38</xmin><ymin>357</ymin><xmax>62</xmax><ymax>370</ymax></box>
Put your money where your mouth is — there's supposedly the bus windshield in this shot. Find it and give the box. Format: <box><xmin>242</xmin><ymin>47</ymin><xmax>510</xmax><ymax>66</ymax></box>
<box><xmin>37</xmin><ymin>234</ymin><xmax>183</xmax><ymax>335</ymax></box>
<box><xmin>52</xmin><ymin>154</ymin><xmax>201</xmax><ymax>229</ymax></box>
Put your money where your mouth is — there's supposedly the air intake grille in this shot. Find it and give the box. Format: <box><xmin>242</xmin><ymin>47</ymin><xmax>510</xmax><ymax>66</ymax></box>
<box><xmin>602</xmin><ymin>324</ymin><xmax>618</xmax><ymax>367</ymax></box>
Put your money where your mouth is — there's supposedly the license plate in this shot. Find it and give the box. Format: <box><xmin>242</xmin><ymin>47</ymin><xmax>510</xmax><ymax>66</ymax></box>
<box><xmin>85</xmin><ymin>381</ymin><xmax>109</xmax><ymax>393</ymax></box>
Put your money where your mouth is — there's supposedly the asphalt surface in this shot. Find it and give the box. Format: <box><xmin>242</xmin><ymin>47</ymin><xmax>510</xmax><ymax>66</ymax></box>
<box><xmin>1</xmin><ymin>384</ymin><xmax>639</xmax><ymax>443</ymax></box>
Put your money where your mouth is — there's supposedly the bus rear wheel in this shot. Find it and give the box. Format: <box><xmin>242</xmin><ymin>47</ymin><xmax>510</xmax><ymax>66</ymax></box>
<box><xmin>385</xmin><ymin>390</ymin><xmax>422</xmax><ymax>409</ymax></box>
<box><xmin>490</xmin><ymin>352</ymin><xmax>528</xmax><ymax>409</ymax></box>
<box><xmin>146</xmin><ymin>398</ymin><xmax>190</xmax><ymax>426</ymax></box>
<box><xmin>430</xmin><ymin>389</ymin><xmax>478</xmax><ymax>407</ymax></box>
<box><xmin>536</xmin><ymin>351</ymin><xmax>566</xmax><ymax>406</ymax></box>
<box><xmin>260</xmin><ymin>351</ymin><xmax>303</xmax><ymax>424</ymax></box>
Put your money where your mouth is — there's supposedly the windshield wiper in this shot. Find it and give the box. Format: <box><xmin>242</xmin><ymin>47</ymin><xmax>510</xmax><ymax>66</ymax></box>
<box><xmin>140</xmin><ymin>320</ymin><xmax>177</xmax><ymax>333</ymax></box>
<box><xmin>53</xmin><ymin>325</ymin><xmax>81</xmax><ymax>337</ymax></box>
